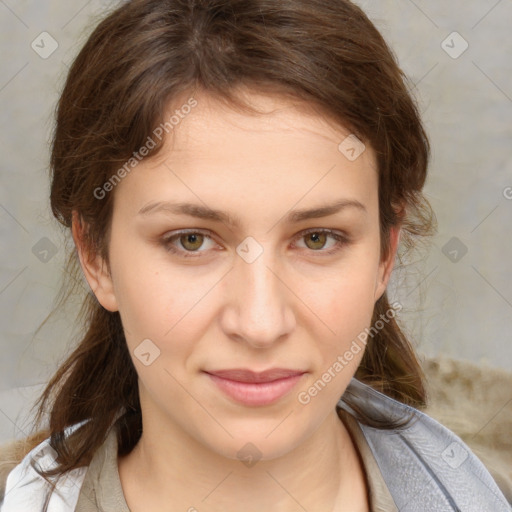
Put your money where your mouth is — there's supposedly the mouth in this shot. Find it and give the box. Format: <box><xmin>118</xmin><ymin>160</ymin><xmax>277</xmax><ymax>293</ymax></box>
<box><xmin>203</xmin><ymin>368</ymin><xmax>307</xmax><ymax>406</ymax></box>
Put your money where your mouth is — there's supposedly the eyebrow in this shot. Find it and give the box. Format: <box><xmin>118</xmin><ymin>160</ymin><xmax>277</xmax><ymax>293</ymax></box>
<box><xmin>137</xmin><ymin>199</ymin><xmax>366</xmax><ymax>229</ymax></box>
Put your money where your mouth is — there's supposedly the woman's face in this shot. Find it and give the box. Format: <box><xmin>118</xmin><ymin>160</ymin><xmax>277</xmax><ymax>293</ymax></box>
<box><xmin>77</xmin><ymin>89</ymin><xmax>399</xmax><ymax>460</ymax></box>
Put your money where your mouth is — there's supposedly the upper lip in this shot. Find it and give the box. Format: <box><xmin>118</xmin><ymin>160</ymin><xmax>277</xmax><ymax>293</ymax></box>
<box><xmin>204</xmin><ymin>368</ymin><xmax>306</xmax><ymax>383</ymax></box>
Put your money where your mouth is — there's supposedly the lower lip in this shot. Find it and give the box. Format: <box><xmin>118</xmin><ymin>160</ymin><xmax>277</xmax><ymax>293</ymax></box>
<box><xmin>205</xmin><ymin>373</ymin><xmax>305</xmax><ymax>406</ymax></box>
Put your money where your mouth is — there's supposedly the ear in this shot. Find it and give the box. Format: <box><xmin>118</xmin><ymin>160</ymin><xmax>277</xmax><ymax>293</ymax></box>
<box><xmin>71</xmin><ymin>211</ymin><xmax>119</xmax><ymax>312</ymax></box>
<box><xmin>374</xmin><ymin>224</ymin><xmax>401</xmax><ymax>303</ymax></box>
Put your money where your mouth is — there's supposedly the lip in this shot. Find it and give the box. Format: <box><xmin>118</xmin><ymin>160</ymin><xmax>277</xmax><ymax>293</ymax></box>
<box><xmin>204</xmin><ymin>368</ymin><xmax>306</xmax><ymax>406</ymax></box>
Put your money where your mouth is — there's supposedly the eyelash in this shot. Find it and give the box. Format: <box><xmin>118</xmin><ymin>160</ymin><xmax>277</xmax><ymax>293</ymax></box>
<box><xmin>160</xmin><ymin>228</ymin><xmax>350</xmax><ymax>259</ymax></box>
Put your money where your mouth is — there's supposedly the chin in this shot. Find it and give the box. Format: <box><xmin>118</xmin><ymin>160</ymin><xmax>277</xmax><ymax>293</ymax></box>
<box><xmin>197</xmin><ymin>421</ymin><xmax>311</xmax><ymax>464</ymax></box>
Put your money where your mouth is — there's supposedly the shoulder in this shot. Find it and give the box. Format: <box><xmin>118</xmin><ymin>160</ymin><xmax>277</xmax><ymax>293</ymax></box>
<box><xmin>74</xmin><ymin>424</ymin><xmax>129</xmax><ymax>511</ymax></box>
<box><xmin>0</xmin><ymin>431</ymin><xmax>50</xmax><ymax>504</ymax></box>
<box><xmin>340</xmin><ymin>376</ymin><xmax>512</xmax><ymax>511</ymax></box>
<box><xmin>0</xmin><ymin>424</ymin><xmax>89</xmax><ymax>511</ymax></box>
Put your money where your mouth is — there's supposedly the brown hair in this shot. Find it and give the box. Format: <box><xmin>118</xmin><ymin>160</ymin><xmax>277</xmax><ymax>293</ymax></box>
<box><xmin>21</xmin><ymin>0</ymin><xmax>435</xmax><ymax>499</ymax></box>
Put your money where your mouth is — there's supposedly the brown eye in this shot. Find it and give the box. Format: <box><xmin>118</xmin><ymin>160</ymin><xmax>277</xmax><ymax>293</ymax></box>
<box><xmin>161</xmin><ymin>230</ymin><xmax>216</xmax><ymax>258</ymax></box>
<box><xmin>179</xmin><ymin>233</ymin><xmax>204</xmax><ymax>251</ymax></box>
<box><xmin>304</xmin><ymin>232</ymin><xmax>328</xmax><ymax>250</ymax></box>
<box><xmin>294</xmin><ymin>228</ymin><xmax>350</xmax><ymax>256</ymax></box>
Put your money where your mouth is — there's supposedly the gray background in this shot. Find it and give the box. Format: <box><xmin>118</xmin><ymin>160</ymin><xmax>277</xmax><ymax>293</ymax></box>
<box><xmin>0</xmin><ymin>0</ymin><xmax>511</xmax><ymax>443</ymax></box>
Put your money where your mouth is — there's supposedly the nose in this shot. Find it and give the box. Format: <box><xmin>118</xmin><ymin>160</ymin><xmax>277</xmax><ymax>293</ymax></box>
<box><xmin>220</xmin><ymin>250</ymin><xmax>296</xmax><ymax>348</ymax></box>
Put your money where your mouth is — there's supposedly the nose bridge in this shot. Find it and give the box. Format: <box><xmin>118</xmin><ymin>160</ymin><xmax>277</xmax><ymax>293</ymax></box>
<box><xmin>226</xmin><ymin>244</ymin><xmax>294</xmax><ymax>346</ymax></box>
<box><xmin>242</xmin><ymin>252</ymin><xmax>280</xmax><ymax>308</ymax></box>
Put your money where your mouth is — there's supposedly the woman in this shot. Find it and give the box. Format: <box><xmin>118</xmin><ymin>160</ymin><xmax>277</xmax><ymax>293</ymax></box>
<box><xmin>0</xmin><ymin>0</ymin><xmax>510</xmax><ymax>510</ymax></box>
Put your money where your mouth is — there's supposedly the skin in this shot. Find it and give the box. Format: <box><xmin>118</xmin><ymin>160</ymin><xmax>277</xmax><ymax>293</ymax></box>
<box><xmin>73</xmin><ymin>87</ymin><xmax>401</xmax><ymax>512</ymax></box>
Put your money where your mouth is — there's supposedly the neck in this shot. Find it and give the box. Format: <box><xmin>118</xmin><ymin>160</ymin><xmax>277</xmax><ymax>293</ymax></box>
<box><xmin>118</xmin><ymin>407</ymin><xmax>369</xmax><ymax>512</ymax></box>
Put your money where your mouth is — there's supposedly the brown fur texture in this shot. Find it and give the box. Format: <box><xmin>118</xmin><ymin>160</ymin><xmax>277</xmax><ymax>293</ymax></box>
<box><xmin>421</xmin><ymin>355</ymin><xmax>512</xmax><ymax>503</ymax></box>
<box><xmin>0</xmin><ymin>356</ymin><xmax>510</xmax><ymax>503</ymax></box>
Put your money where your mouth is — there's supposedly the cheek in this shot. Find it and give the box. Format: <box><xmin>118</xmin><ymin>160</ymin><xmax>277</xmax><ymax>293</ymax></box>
<box><xmin>110</xmin><ymin>241</ymin><xmax>220</xmax><ymax>366</ymax></box>
<box><xmin>316</xmin><ymin>281</ymin><xmax>376</xmax><ymax>359</ymax></box>
<box><xmin>302</xmin><ymin>251</ymin><xmax>381</xmax><ymax>372</ymax></box>
<box><xmin>108</xmin><ymin>236</ymin><xmax>180</xmax><ymax>342</ymax></box>
<box><xmin>308</xmin><ymin>252</ymin><xmax>380</xmax><ymax>327</ymax></box>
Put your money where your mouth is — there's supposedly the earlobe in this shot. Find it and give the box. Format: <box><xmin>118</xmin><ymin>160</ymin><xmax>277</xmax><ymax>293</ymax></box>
<box><xmin>374</xmin><ymin>225</ymin><xmax>401</xmax><ymax>302</ymax></box>
<box><xmin>71</xmin><ymin>211</ymin><xmax>119</xmax><ymax>312</ymax></box>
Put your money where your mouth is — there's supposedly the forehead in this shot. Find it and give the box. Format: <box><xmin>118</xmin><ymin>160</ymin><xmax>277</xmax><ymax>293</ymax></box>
<box><xmin>112</xmin><ymin>88</ymin><xmax>379</xmax><ymax>224</ymax></box>
<box><xmin>167</xmin><ymin>88</ymin><xmax>367</xmax><ymax>158</ymax></box>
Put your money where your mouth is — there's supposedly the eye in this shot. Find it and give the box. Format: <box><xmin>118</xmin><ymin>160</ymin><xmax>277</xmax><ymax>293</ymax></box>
<box><xmin>161</xmin><ymin>230</ymin><xmax>218</xmax><ymax>257</ymax></box>
<box><xmin>293</xmin><ymin>228</ymin><xmax>349</xmax><ymax>255</ymax></box>
<box><xmin>160</xmin><ymin>228</ymin><xmax>350</xmax><ymax>259</ymax></box>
